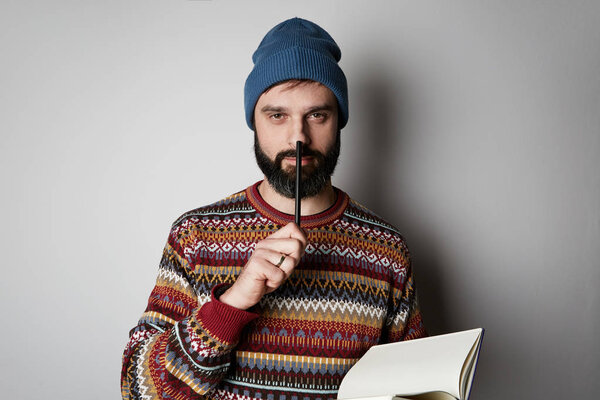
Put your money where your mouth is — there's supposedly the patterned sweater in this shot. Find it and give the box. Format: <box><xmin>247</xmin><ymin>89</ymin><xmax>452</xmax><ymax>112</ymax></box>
<box><xmin>121</xmin><ymin>182</ymin><xmax>426</xmax><ymax>400</ymax></box>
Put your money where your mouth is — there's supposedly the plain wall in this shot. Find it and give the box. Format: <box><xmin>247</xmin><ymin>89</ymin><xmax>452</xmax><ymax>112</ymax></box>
<box><xmin>1</xmin><ymin>1</ymin><xmax>598</xmax><ymax>399</ymax></box>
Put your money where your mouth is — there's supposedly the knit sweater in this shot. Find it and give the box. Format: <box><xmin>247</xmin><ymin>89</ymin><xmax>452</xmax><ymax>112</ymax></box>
<box><xmin>121</xmin><ymin>182</ymin><xmax>426</xmax><ymax>400</ymax></box>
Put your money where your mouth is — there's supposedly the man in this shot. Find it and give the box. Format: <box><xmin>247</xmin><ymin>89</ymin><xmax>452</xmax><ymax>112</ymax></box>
<box><xmin>121</xmin><ymin>17</ymin><xmax>426</xmax><ymax>400</ymax></box>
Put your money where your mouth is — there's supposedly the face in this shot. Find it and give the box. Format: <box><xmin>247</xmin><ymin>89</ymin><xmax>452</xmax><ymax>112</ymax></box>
<box><xmin>253</xmin><ymin>81</ymin><xmax>341</xmax><ymax>199</ymax></box>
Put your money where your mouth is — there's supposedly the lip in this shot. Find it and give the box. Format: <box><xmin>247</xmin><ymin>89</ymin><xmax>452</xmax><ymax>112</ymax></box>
<box><xmin>284</xmin><ymin>156</ymin><xmax>314</xmax><ymax>166</ymax></box>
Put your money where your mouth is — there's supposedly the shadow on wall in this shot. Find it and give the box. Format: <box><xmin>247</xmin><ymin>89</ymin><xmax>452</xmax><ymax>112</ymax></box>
<box><xmin>347</xmin><ymin>64</ymin><xmax>450</xmax><ymax>336</ymax></box>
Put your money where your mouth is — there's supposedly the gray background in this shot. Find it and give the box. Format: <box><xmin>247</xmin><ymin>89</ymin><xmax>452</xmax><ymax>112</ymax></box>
<box><xmin>1</xmin><ymin>1</ymin><xmax>598</xmax><ymax>399</ymax></box>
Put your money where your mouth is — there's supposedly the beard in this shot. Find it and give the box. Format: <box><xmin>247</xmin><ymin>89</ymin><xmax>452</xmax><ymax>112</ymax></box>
<box><xmin>254</xmin><ymin>131</ymin><xmax>341</xmax><ymax>199</ymax></box>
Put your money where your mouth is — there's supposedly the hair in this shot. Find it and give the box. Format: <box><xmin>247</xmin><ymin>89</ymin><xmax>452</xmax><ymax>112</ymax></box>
<box><xmin>253</xmin><ymin>130</ymin><xmax>341</xmax><ymax>199</ymax></box>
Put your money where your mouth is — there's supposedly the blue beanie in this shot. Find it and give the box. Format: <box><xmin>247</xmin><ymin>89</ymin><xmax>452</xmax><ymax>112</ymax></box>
<box><xmin>244</xmin><ymin>17</ymin><xmax>348</xmax><ymax>130</ymax></box>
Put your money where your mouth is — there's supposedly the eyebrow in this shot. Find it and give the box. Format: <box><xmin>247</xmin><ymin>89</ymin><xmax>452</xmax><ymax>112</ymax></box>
<box><xmin>260</xmin><ymin>105</ymin><xmax>288</xmax><ymax>113</ymax></box>
<box><xmin>259</xmin><ymin>104</ymin><xmax>336</xmax><ymax>114</ymax></box>
<box><xmin>306</xmin><ymin>104</ymin><xmax>336</xmax><ymax>114</ymax></box>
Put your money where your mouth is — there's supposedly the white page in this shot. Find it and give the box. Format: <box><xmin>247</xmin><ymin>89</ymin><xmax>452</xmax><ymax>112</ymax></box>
<box><xmin>337</xmin><ymin>329</ymin><xmax>483</xmax><ymax>400</ymax></box>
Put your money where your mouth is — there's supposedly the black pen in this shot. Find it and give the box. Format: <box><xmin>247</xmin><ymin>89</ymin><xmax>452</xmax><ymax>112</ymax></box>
<box><xmin>295</xmin><ymin>141</ymin><xmax>302</xmax><ymax>227</ymax></box>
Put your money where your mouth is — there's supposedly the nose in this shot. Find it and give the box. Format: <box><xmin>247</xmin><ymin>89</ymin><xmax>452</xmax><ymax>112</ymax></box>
<box><xmin>288</xmin><ymin>118</ymin><xmax>311</xmax><ymax>148</ymax></box>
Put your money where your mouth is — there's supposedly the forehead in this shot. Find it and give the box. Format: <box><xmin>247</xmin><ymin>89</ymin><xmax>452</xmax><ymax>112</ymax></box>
<box><xmin>256</xmin><ymin>81</ymin><xmax>337</xmax><ymax>109</ymax></box>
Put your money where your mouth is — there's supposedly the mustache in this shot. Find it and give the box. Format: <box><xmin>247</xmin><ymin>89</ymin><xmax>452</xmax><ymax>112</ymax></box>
<box><xmin>274</xmin><ymin>146</ymin><xmax>325</xmax><ymax>166</ymax></box>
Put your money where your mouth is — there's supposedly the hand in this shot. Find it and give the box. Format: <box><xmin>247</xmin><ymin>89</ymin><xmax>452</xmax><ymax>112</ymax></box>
<box><xmin>219</xmin><ymin>223</ymin><xmax>307</xmax><ymax>310</ymax></box>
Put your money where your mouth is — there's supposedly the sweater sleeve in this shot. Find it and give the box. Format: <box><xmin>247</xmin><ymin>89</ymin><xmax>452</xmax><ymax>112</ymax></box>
<box><xmin>121</xmin><ymin>232</ymin><xmax>258</xmax><ymax>399</ymax></box>
<box><xmin>384</xmin><ymin>241</ymin><xmax>428</xmax><ymax>343</ymax></box>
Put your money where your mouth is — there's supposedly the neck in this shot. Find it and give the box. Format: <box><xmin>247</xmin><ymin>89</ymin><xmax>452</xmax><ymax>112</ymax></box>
<box><xmin>258</xmin><ymin>179</ymin><xmax>336</xmax><ymax>216</ymax></box>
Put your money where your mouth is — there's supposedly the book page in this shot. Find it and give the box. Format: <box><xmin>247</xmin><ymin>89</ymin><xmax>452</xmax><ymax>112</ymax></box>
<box><xmin>337</xmin><ymin>329</ymin><xmax>483</xmax><ymax>400</ymax></box>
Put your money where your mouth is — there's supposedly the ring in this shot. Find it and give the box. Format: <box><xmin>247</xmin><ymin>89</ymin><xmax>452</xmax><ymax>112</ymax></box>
<box><xmin>275</xmin><ymin>255</ymin><xmax>286</xmax><ymax>267</ymax></box>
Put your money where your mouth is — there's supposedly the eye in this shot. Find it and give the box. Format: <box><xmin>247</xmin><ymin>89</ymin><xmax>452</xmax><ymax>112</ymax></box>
<box><xmin>270</xmin><ymin>113</ymin><xmax>284</xmax><ymax>120</ymax></box>
<box><xmin>309</xmin><ymin>112</ymin><xmax>327</xmax><ymax>121</ymax></box>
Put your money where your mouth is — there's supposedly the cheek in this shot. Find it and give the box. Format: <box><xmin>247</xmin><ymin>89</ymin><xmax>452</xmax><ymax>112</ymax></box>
<box><xmin>255</xmin><ymin>129</ymin><xmax>283</xmax><ymax>157</ymax></box>
<box><xmin>312</xmin><ymin>127</ymin><xmax>337</xmax><ymax>151</ymax></box>
<box><xmin>253</xmin><ymin>115</ymin><xmax>267</xmax><ymax>136</ymax></box>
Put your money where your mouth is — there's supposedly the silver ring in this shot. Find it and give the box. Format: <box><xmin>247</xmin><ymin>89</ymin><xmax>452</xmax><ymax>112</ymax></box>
<box><xmin>275</xmin><ymin>255</ymin><xmax>286</xmax><ymax>267</ymax></box>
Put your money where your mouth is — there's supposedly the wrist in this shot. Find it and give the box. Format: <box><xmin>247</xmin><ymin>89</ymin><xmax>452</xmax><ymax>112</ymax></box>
<box><xmin>195</xmin><ymin>284</ymin><xmax>260</xmax><ymax>345</ymax></box>
<box><xmin>219</xmin><ymin>285</ymin><xmax>253</xmax><ymax>310</ymax></box>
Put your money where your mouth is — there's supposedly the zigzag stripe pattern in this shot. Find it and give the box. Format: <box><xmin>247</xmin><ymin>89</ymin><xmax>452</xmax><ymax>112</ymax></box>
<box><xmin>258</xmin><ymin>296</ymin><xmax>387</xmax><ymax>322</ymax></box>
<box><xmin>234</xmin><ymin>351</ymin><xmax>357</xmax><ymax>375</ymax></box>
<box><xmin>135</xmin><ymin>336</ymin><xmax>160</xmax><ymax>400</ymax></box>
<box><xmin>121</xmin><ymin>182</ymin><xmax>427</xmax><ymax>400</ymax></box>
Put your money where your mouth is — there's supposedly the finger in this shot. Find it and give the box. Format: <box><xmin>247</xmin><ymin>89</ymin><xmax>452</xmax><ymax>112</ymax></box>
<box><xmin>274</xmin><ymin>254</ymin><xmax>286</xmax><ymax>267</ymax></box>
<box><xmin>269</xmin><ymin>223</ymin><xmax>308</xmax><ymax>245</ymax></box>
<box><xmin>257</xmin><ymin>237</ymin><xmax>305</xmax><ymax>256</ymax></box>
<box><xmin>254</xmin><ymin>258</ymin><xmax>286</xmax><ymax>288</ymax></box>
<box><xmin>277</xmin><ymin>255</ymin><xmax>297</xmax><ymax>278</ymax></box>
<box><xmin>258</xmin><ymin>245</ymin><xmax>303</xmax><ymax>274</ymax></box>
<box><xmin>268</xmin><ymin>225</ymin><xmax>307</xmax><ymax>257</ymax></box>
<box><xmin>242</xmin><ymin>257</ymin><xmax>285</xmax><ymax>286</ymax></box>
<box><xmin>253</xmin><ymin>248</ymin><xmax>298</xmax><ymax>271</ymax></box>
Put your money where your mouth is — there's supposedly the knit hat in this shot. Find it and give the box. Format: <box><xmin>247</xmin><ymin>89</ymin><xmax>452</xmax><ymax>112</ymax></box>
<box><xmin>244</xmin><ymin>17</ymin><xmax>348</xmax><ymax>130</ymax></box>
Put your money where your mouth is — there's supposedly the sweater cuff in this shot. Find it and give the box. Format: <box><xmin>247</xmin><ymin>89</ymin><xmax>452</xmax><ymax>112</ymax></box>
<box><xmin>196</xmin><ymin>283</ymin><xmax>259</xmax><ymax>344</ymax></box>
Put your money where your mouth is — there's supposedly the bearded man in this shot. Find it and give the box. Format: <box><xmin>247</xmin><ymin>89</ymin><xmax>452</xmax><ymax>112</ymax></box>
<box><xmin>121</xmin><ymin>17</ymin><xmax>426</xmax><ymax>400</ymax></box>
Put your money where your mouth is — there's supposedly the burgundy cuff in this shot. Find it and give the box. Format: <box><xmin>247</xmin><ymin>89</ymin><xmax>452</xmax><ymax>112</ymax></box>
<box><xmin>195</xmin><ymin>283</ymin><xmax>259</xmax><ymax>344</ymax></box>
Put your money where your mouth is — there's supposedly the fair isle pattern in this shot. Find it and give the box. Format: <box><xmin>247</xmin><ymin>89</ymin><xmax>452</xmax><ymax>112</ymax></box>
<box><xmin>122</xmin><ymin>182</ymin><xmax>426</xmax><ymax>400</ymax></box>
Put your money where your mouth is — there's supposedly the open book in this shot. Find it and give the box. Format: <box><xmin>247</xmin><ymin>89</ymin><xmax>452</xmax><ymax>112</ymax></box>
<box><xmin>337</xmin><ymin>328</ymin><xmax>484</xmax><ymax>400</ymax></box>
